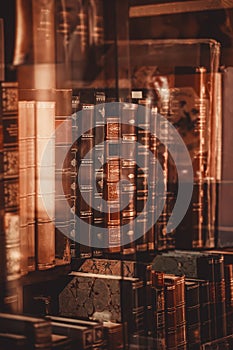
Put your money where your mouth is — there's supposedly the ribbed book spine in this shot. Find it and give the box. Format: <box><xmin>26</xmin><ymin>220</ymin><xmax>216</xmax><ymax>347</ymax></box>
<box><xmin>54</xmin><ymin>89</ymin><xmax>72</xmax><ymax>263</ymax></box>
<box><xmin>1</xmin><ymin>82</ymin><xmax>21</xmax><ymax>281</ymax></box>
<box><xmin>70</xmin><ymin>93</ymin><xmax>80</xmax><ymax>259</ymax></box>
<box><xmin>77</xmin><ymin>98</ymin><xmax>94</xmax><ymax>258</ymax></box>
<box><xmin>135</xmin><ymin>99</ymin><xmax>150</xmax><ymax>255</ymax></box>
<box><xmin>18</xmin><ymin>100</ymin><xmax>36</xmax><ymax>273</ymax></box>
<box><xmin>225</xmin><ymin>264</ymin><xmax>233</xmax><ymax>335</ymax></box>
<box><xmin>120</xmin><ymin>103</ymin><xmax>137</xmax><ymax>256</ymax></box>
<box><xmin>185</xmin><ymin>280</ymin><xmax>201</xmax><ymax>350</ymax></box>
<box><xmin>92</xmin><ymin>90</ymin><xmax>106</xmax><ymax>257</ymax></box>
<box><xmin>151</xmin><ymin>271</ymin><xmax>166</xmax><ymax>349</ymax></box>
<box><xmin>104</xmin><ymin>103</ymin><xmax>121</xmax><ymax>253</ymax></box>
<box><xmin>35</xmin><ymin>101</ymin><xmax>55</xmax><ymax>270</ymax></box>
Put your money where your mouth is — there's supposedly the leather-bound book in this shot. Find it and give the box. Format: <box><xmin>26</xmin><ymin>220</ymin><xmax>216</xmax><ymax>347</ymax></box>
<box><xmin>104</xmin><ymin>103</ymin><xmax>121</xmax><ymax>253</ymax></box>
<box><xmin>46</xmin><ymin>315</ymin><xmax>104</xmax><ymax>348</ymax></box>
<box><xmin>59</xmin><ymin>271</ymin><xmax>144</xmax><ymax>338</ymax></box>
<box><xmin>92</xmin><ymin>90</ymin><xmax>106</xmax><ymax>258</ymax></box>
<box><xmin>103</xmin><ymin>321</ymin><xmax>124</xmax><ymax>350</ymax></box>
<box><xmin>76</xmin><ymin>91</ymin><xmax>95</xmax><ymax>258</ymax></box>
<box><xmin>120</xmin><ymin>103</ymin><xmax>137</xmax><ymax>256</ymax></box>
<box><xmin>50</xmin><ymin>321</ymin><xmax>93</xmax><ymax>350</ymax></box>
<box><xmin>0</xmin><ymin>313</ymin><xmax>52</xmax><ymax>349</ymax></box>
<box><xmin>54</xmin><ymin>89</ymin><xmax>72</xmax><ymax>264</ymax></box>
<box><xmin>1</xmin><ymin>82</ymin><xmax>20</xmax><ymax>280</ymax></box>
<box><xmin>185</xmin><ymin>280</ymin><xmax>201</xmax><ymax>349</ymax></box>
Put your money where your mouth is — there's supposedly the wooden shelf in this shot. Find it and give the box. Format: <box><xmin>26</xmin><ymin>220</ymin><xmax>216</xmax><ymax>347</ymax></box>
<box><xmin>129</xmin><ymin>0</ymin><xmax>233</xmax><ymax>18</ymax></box>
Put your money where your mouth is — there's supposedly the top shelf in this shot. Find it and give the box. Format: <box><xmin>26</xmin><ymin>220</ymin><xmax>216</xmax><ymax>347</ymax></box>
<box><xmin>129</xmin><ymin>0</ymin><xmax>233</xmax><ymax>18</ymax></box>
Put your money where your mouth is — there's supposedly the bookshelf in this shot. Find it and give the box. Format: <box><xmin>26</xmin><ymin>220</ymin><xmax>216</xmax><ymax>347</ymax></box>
<box><xmin>0</xmin><ymin>0</ymin><xmax>233</xmax><ymax>349</ymax></box>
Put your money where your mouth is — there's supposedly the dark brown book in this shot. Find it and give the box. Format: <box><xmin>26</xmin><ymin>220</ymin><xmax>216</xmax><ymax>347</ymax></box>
<box><xmin>151</xmin><ymin>271</ymin><xmax>166</xmax><ymax>350</ymax></box>
<box><xmin>92</xmin><ymin>90</ymin><xmax>106</xmax><ymax>258</ymax></box>
<box><xmin>50</xmin><ymin>321</ymin><xmax>93</xmax><ymax>350</ymax></box>
<box><xmin>0</xmin><ymin>313</ymin><xmax>52</xmax><ymax>348</ymax></box>
<box><xmin>104</xmin><ymin>103</ymin><xmax>121</xmax><ymax>253</ymax></box>
<box><xmin>173</xmin><ymin>66</ymin><xmax>217</xmax><ymax>250</ymax></box>
<box><xmin>59</xmin><ymin>271</ymin><xmax>144</xmax><ymax>338</ymax></box>
<box><xmin>46</xmin><ymin>315</ymin><xmax>104</xmax><ymax>347</ymax></box>
<box><xmin>185</xmin><ymin>280</ymin><xmax>201</xmax><ymax>349</ymax></box>
<box><xmin>76</xmin><ymin>92</ymin><xmax>95</xmax><ymax>258</ymax></box>
<box><xmin>1</xmin><ymin>82</ymin><xmax>20</xmax><ymax>280</ymax></box>
<box><xmin>217</xmin><ymin>67</ymin><xmax>233</xmax><ymax>248</ymax></box>
<box><xmin>103</xmin><ymin>321</ymin><xmax>124</xmax><ymax>350</ymax></box>
<box><xmin>135</xmin><ymin>99</ymin><xmax>150</xmax><ymax>254</ymax></box>
<box><xmin>52</xmin><ymin>333</ymin><xmax>71</xmax><ymax>350</ymax></box>
<box><xmin>0</xmin><ymin>332</ymin><xmax>29</xmax><ymax>350</ymax></box>
<box><xmin>120</xmin><ymin>103</ymin><xmax>137</xmax><ymax>256</ymax></box>
<box><xmin>164</xmin><ymin>274</ymin><xmax>186</xmax><ymax>350</ymax></box>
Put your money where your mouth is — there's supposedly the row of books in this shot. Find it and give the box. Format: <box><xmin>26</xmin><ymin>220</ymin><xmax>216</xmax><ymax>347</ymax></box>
<box><xmin>0</xmin><ymin>312</ymin><xmax>124</xmax><ymax>350</ymax></box>
<box><xmin>58</xmin><ymin>252</ymin><xmax>233</xmax><ymax>349</ymax></box>
<box><xmin>0</xmin><ymin>71</ymin><xmax>232</xmax><ymax>279</ymax></box>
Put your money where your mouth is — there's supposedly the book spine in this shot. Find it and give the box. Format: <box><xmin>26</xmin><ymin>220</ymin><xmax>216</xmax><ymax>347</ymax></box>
<box><xmin>25</xmin><ymin>101</ymin><xmax>36</xmax><ymax>271</ymax></box>
<box><xmin>135</xmin><ymin>100</ymin><xmax>150</xmax><ymax>255</ymax></box>
<box><xmin>165</xmin><ymin>282</ymin><xmax>177</xmax><ymax>350</ymax></box>
<box><xmin>1</xmin><ymin>82</ymin><xmax>21</xmax><ymax>281</ymax></box>
<box><xmin>77</xmin><ymin>101</ymin><xmax>94</xmax><ymax>258</ymax></box>
<box><xmin>151</xmin><ymin>271</ymin><xmax>166</xmax><ymax>350</ymax></box>
<box><xmin>35</xmin><ymin>101</ymin><xmax>55</xmax><ymax>270</ymax></box>
<box><xmin>19</xmin><ymin>100</ymin><xmax>36</xmax><ymax>273</ymax></box>
<box><xmin>154</xmin><ymin>93</ymin><xmax>170</xmax><ymax>251</ymax></box>
<box><xmin>122</xmin><ymin>280</ymin><xmax>145</xmax><ymax>337</ymax></box>
<box><xmin>32</xmin><ymin>0</ymin><xmax>56</xmax><ymax>89</ymax></box>
<box><xmin>103</xmin><ymin>323</ymin><xmax>124</xmax><ymax>350</ymax></box>
<box><xmin>18</xmin><ymin>100</ymin><xmax>29</xmax><ymax>275</ymax></box>
<box><xmin>70</xmin><ymin>93</ymin><xmax>80</xmax><ymax>259</ymax></box>
<box><xmin>197</xmin><ymin>255</ymin><xmax>216</xmax><ymax>340</ymax></box>
<box><xmin>185</xmin><ymin>281</ymin><xmax>201</xmax><ymax>349</ymax></box>
<box><xmin>120</xmin><ymin>103</ymin><xmax>137</xmax><ymax>256</ymax></box>
<box><xmin>213</xmin><ymin>254</ymin><xmax>227</xmax><ymax>338</ymax></box>
<box><xmin>92</xmin><ymin>90</ymin><xmax>106</xmax><ymax>257</ymax></box>
<box><xmin>148</xmin><ymin>106</ymin><xmax>158</xmax><ymax>253</ymax></box>
<box><xmin>54</xmin><ymin>89</ymin><xmax>72</xmax><ymax>264</ymax></box>
<box><xmin>225</xmin><ymin>264</ymin><xmax>233</xmax><ymax>335</ymax></box>
<box><xmin>173</xmin><ymin>67</ymin><xmax>215</xmax><ymax>249</ymax></box>
<box><xmin>198</xmin><ymin>280</ymin><xmax>212</xmax><ymax>343</ymax></box>
<box><xmin>104</xmin><ymin>103</ymin><xmax>121</xmax><ymax>253</ymax></box>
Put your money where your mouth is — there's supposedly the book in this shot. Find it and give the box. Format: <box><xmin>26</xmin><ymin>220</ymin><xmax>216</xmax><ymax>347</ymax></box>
<box><xmin>0</xmin><ymin>332</ymin><xmax>29</xmax><ymax>350</ymax></box>
<box><xmin>52</xmin><ymin>333</ymin><xmax>71</xmax><ymax>350</ymax></box>
<box><xmin>1</xmin><ymin>82</ymin><xmax>20</xmax><ymax>281</ymax></box>
<box><xmin>0</xmin><ymin>313</ymin><xmax>52</xmax><ymax>348</ymax></box>
<box><xmin>76</xmin><ymin>92</ymin><xmax>95</xmax><ymax>258</ymax></box>
<box><xmin>92</xmin><ymin>90</ymin><xmax>106</xmax><ymax>258</ymax></box>
<box><xmin>50</xmin><ymin>321</ymin><xmax>93</xmax><ymax>350</ymax></box>
<box><xmin>103</xmin><ymin>321</ymin><xmax>124</xmax><ymax>350</ymax></box>
<box><xmin>217</xmin><ymin>66</ymin><xmax>233</xmax><ymax>248</ymax></box>
<box><xmin>151</xmin><ymin>271</ymin><xmax>166</xmax><ymax>349</ymax></box>
<box><xmin>54</xmin><ymin>89</ymin><xmax>72</xmax><ymax>264</ymax></box>
<box><xmin>120</xmin><ymin>102</ymin><xmax>137</xmax><ymax>256</ymax></box>
<box><xmin>135</xmin><ymin>99</ymin><xmax>150</xmax><ymax>254</ymax></box>
<box><xmin>185</xmin><ymin>280</ymin><xmax>201</xmax><ymax>349</ymax></box>
<box><xmin>35</xmin><ymin>101</ymin><xmax>56</xmax><ymax>270</ymax></box>
<box><xmin>18</xmin><ymin>100</ymin><xmax>36</xmax><ymax>273</ymax></box>
<box><xmin>59</xmin><ymin>271</ymin><xmax>144</xmax><ymax>338</ymax></box>
<box><xmin>104</xmin><ymin>103</ymin><xmax>121</xmax><ymax>253</ymax></box>
<box><xmin>164</xmin><ymin>274</ymin><xmax>186</xmax><ymax>350</ymax></box>
<box><xmin>45</xmin><ymin>315</ymin><xmax>104</xmax><ymax>348</ymax></box>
